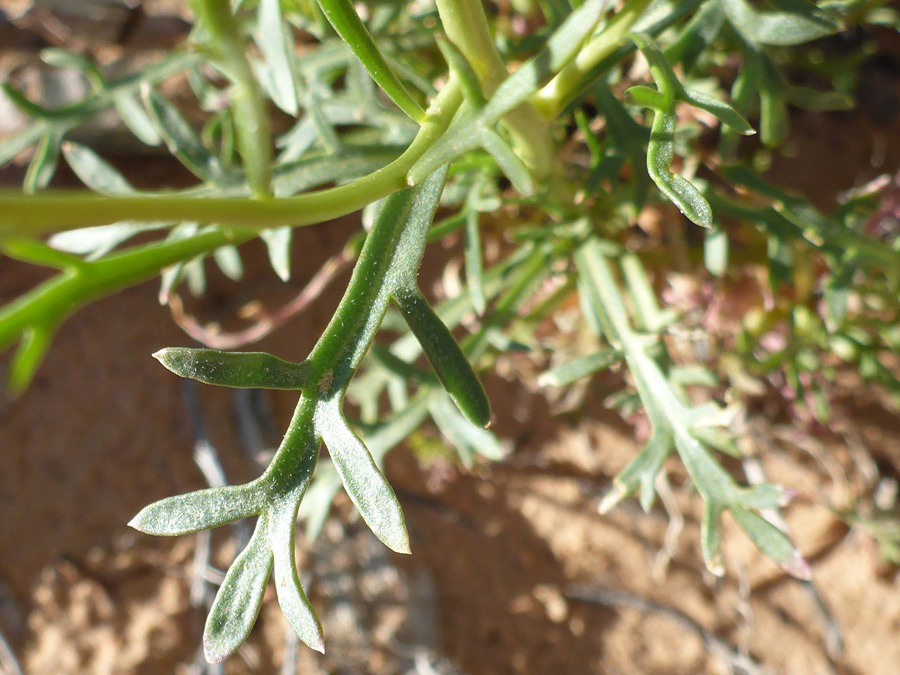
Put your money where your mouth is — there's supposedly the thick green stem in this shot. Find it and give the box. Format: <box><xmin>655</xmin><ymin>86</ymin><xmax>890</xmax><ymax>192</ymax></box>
<box><xmin>434</xmin><ymin>0</ymin><xmax>552</xmax><ymax>179</ymax></box>
<box><xmin>531</xmin><ymin>0</ymin><xmax>653</xmax><ymax>118</ymax></box>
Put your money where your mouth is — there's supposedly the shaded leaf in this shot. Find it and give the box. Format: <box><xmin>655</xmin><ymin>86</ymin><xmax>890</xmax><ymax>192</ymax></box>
<box><xmin>24</xmin><ymin>130</ymin><xmax>63</xmax><ymax>193</ymax></box>
<box><xmin>539</xmin><ymin>348</ymin><xmax>622</xmax><ymax>388</ymax></box>
<box><xmin>315</xmin><ymin>0</ymin><xmax>425</xmax><ymax>121</ymax></box>
<box><xmin>260</xmin><ymin>227</ymin><xmax>292</xmax><ymax>281</ymax></box>
<box><xmin>429</xmin><ymin>393</ymin><xmax>506</xmax><ymax>464</ymax></box>
<box><xmin>721</xmin><ymin>0</ymin><xmax>840</xmax><ymax>46</ymax></box>
<box><xmin>393</xmin><ymin>289</ymin><xmax>491</xmax><ymax>428</ymax></box>
<box><xmin>114</xmin><ymin>93</ymin><xmax>162</xmax><ymax>146</ymax></box>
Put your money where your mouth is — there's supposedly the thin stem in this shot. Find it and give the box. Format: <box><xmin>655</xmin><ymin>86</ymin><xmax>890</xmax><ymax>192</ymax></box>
<box><xmin>0</xmin><ymin>81</ymin><xmax>463</xmax><ymax>237</ymax></box>
<box><xmin>531</xmin><ymin>0</ymin><xmax>653</xmax><ymax>118</ymax></box>
<box><xmin>193</xmin><ymin>0</ymin><xmax>273</xmax><ymax>197</ymax></box>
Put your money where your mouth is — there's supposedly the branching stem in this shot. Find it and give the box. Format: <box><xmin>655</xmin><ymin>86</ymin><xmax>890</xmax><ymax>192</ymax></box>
<box><xmin>531</xmin><ymin>0</ymin><xmax>654</xmax><ymax>118</ymax></box>
<box><xmin>0</xmin><ymin>81</ymin><xmax>463</xmax><ymax>237</ymax></box>
<box><xmin>434</xmin><ymin>0</ymin><xmax>552</xmax><ymax>178</ymax></box>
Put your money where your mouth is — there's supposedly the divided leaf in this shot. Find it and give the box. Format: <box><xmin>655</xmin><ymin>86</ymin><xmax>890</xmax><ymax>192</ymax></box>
<box><xmin>575</xmin><ymin>237</ymin><xmax>807</xmax><ymax>578</ymax></box>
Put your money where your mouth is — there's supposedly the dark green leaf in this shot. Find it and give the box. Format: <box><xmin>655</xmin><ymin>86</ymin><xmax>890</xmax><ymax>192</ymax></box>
<box><xmin>393</xmin><ymin>289</ymin><xmax>491</xmax><ymax>428</ymax></box>
<box><xmin>721</xmin><ymin>0</ymin><xmax>840</xmax><ymax>46</ymax></box>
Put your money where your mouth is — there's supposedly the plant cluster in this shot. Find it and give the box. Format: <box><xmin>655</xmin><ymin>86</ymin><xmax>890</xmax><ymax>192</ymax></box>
<box><xmin>1</xmin><ymin>0</ymin><xmax>899</xmax><ymax>663</ymax></box>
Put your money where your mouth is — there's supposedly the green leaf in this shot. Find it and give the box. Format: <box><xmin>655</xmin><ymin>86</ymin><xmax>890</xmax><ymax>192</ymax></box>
<box><xmin>721</xmin><ymin>0</ymin><xmax>840</xmax><ymax>46</ymax></box>
<box><xmin>481</xmin><ymin>128</ymin><xmax>536</xmax><ymax>196</ymax></box>
<box><xmin>113</xmin><ymin>93</ymin><xmax>162</xmax><ymax>146</ymax></box>
<box><xmin>1</xmin><ymin>83</ymin><xmax>58</xmax><ymax>120</ymax></box>
<box><xmin>600</xmin><ymin>429</ymin><xmax>673</xmax><ymax>514</ymax></box>
<box><xmin>701</xmin><ymin>502</ymin><xmax>724</xmax><ymax>575</ymax></box>
<box><xmin>647</xmin><ymin>109</ymin><xmax>712</xmax><ymax>226</ymax></box>
<box><xmin>203</xmin><ymin>519</ymin><xmax>273</xmax><ymax>663</ymax></box>
<box><xmin>680</xmin><ymin>87</ymin><xmax>755</xmax><ymax>136</ymax></box>
<box><xmin>259</xmin><ymin>226</ymin><xmax>293</xmax><ymax>281</ymax></box>
<box><xmin>369</xmin><ymin>343</ymin><xmax>433</xmax><ymax>383</ymax></box>
<box><xmin>575</xmin><ymin>237</ymin><xmax>805</xmax><ymax>577</ymax></box>
<box><xmin>739</xmin><ymin>483</ymin><xmax>792</xmax><ymax>510</ymax></box>
<box><xmin>730</xmin><ymin>506</ymin><xmax>810</xmax><ymax>578</ymax></box>
<box><xmin>429</xmin><ymin>393</ymin><xmax>505</xmax><ymax>464</ymax></box>
<box><xmin>153</xmin><ymin>347</ymin><xmax>312</xmax><ymax>389</ymax></box>
<box><xmin>314</xmin><ymin>0</ymin><xmax>425</xmax><ymax>122</ymax></box>
<box><xmin>760</xmin><ymin>86</ymin><xmax>788</xmax><ymax>148</ymax></box>
<box><xmin>665</xmin><ymin>1</ymin><xmax>726</xmax><ymax>72</ymax></box>
<box><xmin>704</xmin><ymin>227</ymin><xmax>729</xmax><ymax>277</ymax></box>
<box><xmin>143</xmin><ymin>88</ymin><xmax>230</xmax><ymax>183</ymax></box>
<box><xmin>8</xmin><ymin>323</ymin><xmax>55</xmax><ymax>393</ymax></box>
<box><xmin>49</xmin><ymin>223</ymin><xmax>169</xmax><ymax>260</ymax></box>
<box><xmin>464</xmin><ymin>209</ymin><xmax>486</xmax><ymax>316</ymax></box>
<box><xmin>620</xmin><ymin>253</ymin><xmax>676</xmax><ymax>332</ymax></box>
<box><xmin>316</xmin><ymin>402</ymin><xmax>410</xmax><ymax>553</ymax></box>
<box><xmin>272</xmin><ymin>146</ymin><xmax>401</xmax><ymax>197</ymax></box>
<box><xmin>436</xmin><ymin>36</ymin><xmax>487</xmax><ymax>107</ymax></box>
<box><xmin>626</xmin><ymin>34</ymin><xmax>716</xmax><ymax>227</ymax></box>
<box><xmin>0</xmin><ymin>125</ymin><xmax>43</xmax><ymax>167</ymax></box>
<box><xmin>538</xmin><ymin>348</ymin><xmax>622</xmax><ymax>387</ymax></box>
<box><xmin>624</xmin><ymin>84</ymin><xmax>667</xmax><ymax>109</ymax></box>
<box><xmin>296</xmin><ymin>463</ymin><xmax>343</xmax><ymax>540</ymax></box>
<box><xmin>62</xmin><ymin>142</ymin><xmax>134</xmax><ymax>194</ymax></box>
<box><xmin>393</xmin><ymin>289</ymin><xmax>492</xmax><ymax>428</ymax></box>
<box><xmin>256</xmin><ymin>0</ymin><xmax>301</xmax><ymax>116</ymax></box>
<box><xmin>1</xmin><ymin>237</ymin><xmax>85</xmax><ymax>269</ymax></box>
<box><xmin>270</xmin><ymin>500</ymin><xmax>325</xmax><ymax>652</ymax></box>
<box><xmin>303</xmin><ymin>86</ymin><xmax>341</xmax><ymax>153</ymax></box>
<box><xmin>213</xmin><ymin>244</ymin><xmax>244</xmax><ymax>280</ymax></box>
<box><xmin>129</xmin><ymin>483</ymin><xmax>261</xmax><ymax>536</ymax></box>
<box><xmin>23</xmin><ymin>130</ymin><xmax>63</xmax><ymax>193</ymax></box>
<box><xmin>40</xmin><ymin>48</ymin><xmax>104</xmax><ymax>86</ymax></box>
<box><xmin>53</xmin><ymin>143</ymin><xmax>164</xmax><ymax>258</ymax></box>
<box><xmin>408</xmin><ymin>0</ymin><xmax>617</xmax><ymax>182</ymax></box>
